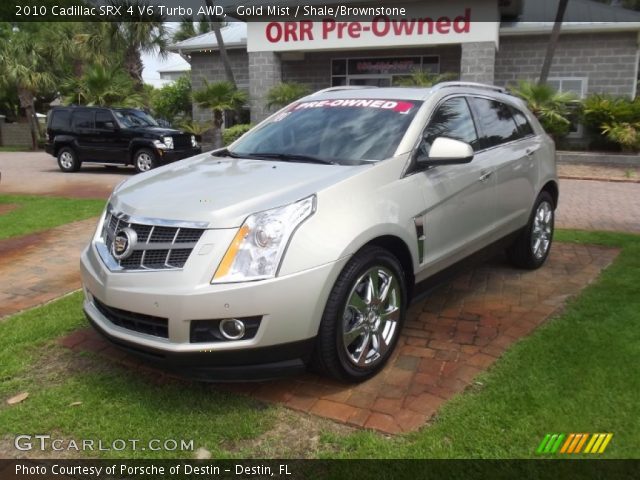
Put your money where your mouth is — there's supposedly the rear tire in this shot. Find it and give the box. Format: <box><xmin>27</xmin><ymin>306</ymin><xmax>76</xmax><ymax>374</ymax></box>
<box><xmin>57</xmin><ymin>147</ymin><xmax>81</xmax><ymax>172</ymax></box>
<box><xmin>134</xmin><ymin>148</ymin><xmax>157</xmax><ymax>173</ymax></box>
<box><xmin>312</xmin><ymin>246</ymin><xmax>407</xmax><ymax>383</ymax></box>
<box><xmin>507</xmin><ymin>191</ymin><xmax>555</xmax><ymax>270</ymax></box>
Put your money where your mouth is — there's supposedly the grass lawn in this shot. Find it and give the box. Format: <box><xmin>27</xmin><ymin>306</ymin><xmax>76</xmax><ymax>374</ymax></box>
<box><xmin>0</xmin><ymin>146</ymin><xmax>31</xmax><ymax>152</ymax></box>
<box><xmin>0</xmin><ymin>194</ymin><xmax>106</xmax><ymax>240</ymax></box>
<box><xmin>0</xmin><ymin>230</ymin><xmax>638</xmax><ymax>459</ymax></box>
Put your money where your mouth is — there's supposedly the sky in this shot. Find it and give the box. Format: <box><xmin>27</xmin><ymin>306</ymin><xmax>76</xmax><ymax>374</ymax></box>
<box><xmin>141</xmin><ymin>23</ymin><xmax>191</xmax><ymax>87</ymax></box>
<box><xmin>142</xmin><ymin>50</ymin><xmax>190</xmax><ymax>87</ymax></box>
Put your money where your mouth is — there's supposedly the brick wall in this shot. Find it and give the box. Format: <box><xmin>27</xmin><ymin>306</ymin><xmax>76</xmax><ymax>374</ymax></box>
<box><xmin>460</xmin><ymin>42</ymin><xmax>496</xmax><ymax>83</ymax></box>
<box><xmin>0</xmin><ymin>120</ymin><xmax>31</xmax><ymax>147</ymax></box>
<box><xmin>495</xmin><ymin>32</ymin><xmax>639</xmax><ymax>97</ymax></box>
<box><xmin>248</xmin><ymin>51</ymin><xmax>282</xmax><ymax>123</ymax></box>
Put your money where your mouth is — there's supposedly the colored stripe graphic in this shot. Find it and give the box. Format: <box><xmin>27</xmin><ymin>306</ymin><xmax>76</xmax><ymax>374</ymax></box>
<box><xmin>585</xmin><ymin>433</ymin><xmax>614</xmax><ymax>454</ymax></box>
<box><xmin>539</xmin><ymin>433</ymin><xmax>613</xmax><ymax>454</ymax></box>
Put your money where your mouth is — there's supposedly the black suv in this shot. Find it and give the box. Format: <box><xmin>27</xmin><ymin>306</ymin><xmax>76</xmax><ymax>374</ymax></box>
<box><xmin>45</xmin><ymin>106</ymin><xmax>201</xmax><ymax>173</ymax></box>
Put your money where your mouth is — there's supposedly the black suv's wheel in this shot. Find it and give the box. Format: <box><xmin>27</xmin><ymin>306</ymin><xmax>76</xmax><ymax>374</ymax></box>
<box><xmin>507</xmin><ymin>191</ymin><xmax>555</xmax><ymax>270</ymax></box>
<box><xmin>313</xmin><ymin>246</ymin><xmax>407</xmax><ymax>383</ymax></box>
<box><xmin>134</xmin><ymin>148</ymin><xmax>157</xmax><ymax>173</ymax></box>
<box><xmin>57</xmin><ymin>147</ymin><xmax>81</xmax><ymax>172</ymax></box>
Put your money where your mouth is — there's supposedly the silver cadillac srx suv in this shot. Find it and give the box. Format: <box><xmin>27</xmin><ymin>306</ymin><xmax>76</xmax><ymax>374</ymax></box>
<box><xmin>80</xmin><ymin>82</ymin><xmax>558</xmax><ymax>383</ymax></box>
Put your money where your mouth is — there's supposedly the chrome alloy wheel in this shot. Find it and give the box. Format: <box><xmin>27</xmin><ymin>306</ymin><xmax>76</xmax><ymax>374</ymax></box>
<box><xmin>531</xmin><ymin>200</ymin><xmax>553</xmax><ymax>259</ymax></box>
<box><xmin>342</xmin><ymin>266</ymin><xmax>401</xmax><ymax>367</ymax></box>
<box><xmin>136</xmin><ymin>152</ymin><xmax>153</xmax><ymax>171</ymax></box>
<box><xmin>60</xmin><ymin>151</ymin><xmax>74</xmax><ymax>169</ymax></box>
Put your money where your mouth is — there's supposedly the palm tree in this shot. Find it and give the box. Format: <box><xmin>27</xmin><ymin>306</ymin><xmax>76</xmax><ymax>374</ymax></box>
<box><xmin>203</xmin><ymin>0</ymin><xmax>236</xmax><ymax>86</ymax></box>
<box><xmin>393</xmin><ymin>71</ymin><xmax>457</xmax><ymax>87</ymax></box>
<box><xmin>0</xmin><ymin>31</ymin><xmax>55</xmax><ymax>150</ymax></box>
<box><xmin>511</xmin><ymin>80</ymin><xmax>576</xmax><ymax>140</ymax></box>
<box><xmin>173</xmin><ymin>15</ymin><xmax>213</xmax><ymax>42</ymax></box>
<box><xmin>539</xmin><ymin>0</ymin><xmax>569</xmax><ymax>85</ymax></box>
<box><xmin>63</xmin><ymin>64</ymin><xmax>144</xmax><ymax>107</ymax></box>
<box><xmin>193</xmin><ymin>80</ymin><xmax>247</xmax><ymax>148</ymax></box>
<box><xmin>109</xmin><ymin>0</ymin><xmax>169</xmax><ymax>89</ymax></box>
<box><xmin>266</xmin><ymin>83</ymin><xmax>311</xmax><ymax>110</ymax></box>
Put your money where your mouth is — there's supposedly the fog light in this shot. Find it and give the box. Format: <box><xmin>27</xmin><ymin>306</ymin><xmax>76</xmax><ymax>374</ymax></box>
<box><xmin>219</xmin><ymin>318</ymin><xmax>245</xmax><ymax>340</ymax></box>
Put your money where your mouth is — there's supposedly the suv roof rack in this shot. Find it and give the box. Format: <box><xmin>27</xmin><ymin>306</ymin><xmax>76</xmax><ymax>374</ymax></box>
<box><xmin>432</xmin><ymin>82</ymin><xmax>507</xmax><ymax>94</ymax></box>
<box><xmin>310</xmin><ymin>86</ymin><xmax>378</xmax><ymax>96</ymax></box>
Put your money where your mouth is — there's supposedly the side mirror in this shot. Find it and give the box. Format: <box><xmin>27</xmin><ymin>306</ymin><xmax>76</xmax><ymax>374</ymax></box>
<box><xmin>416</xmin><ymin>137</ymin><xmax>474</xmax><ymax>168</ymax></box>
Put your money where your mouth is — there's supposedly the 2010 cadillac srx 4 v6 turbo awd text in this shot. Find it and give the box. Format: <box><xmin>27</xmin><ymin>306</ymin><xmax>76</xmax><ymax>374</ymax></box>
<box><xmin>81</xmin><ymin>82</ymin><xmax>558</xmax><ymax>382</ymax></box>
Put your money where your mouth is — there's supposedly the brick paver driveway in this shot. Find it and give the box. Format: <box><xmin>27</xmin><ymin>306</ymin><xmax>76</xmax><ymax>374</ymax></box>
<box><xmin>556</xmin><ymin>179</ymin><xmax>640</xmax><ymax>233</ymax></box>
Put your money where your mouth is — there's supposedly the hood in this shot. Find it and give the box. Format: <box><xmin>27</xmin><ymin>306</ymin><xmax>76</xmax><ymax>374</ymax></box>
<box><xmin>127</xmin><ymin>126</ymin><xmax>185</xmax><ymax>136</ymax></box>
<box><xmin>110</xmin><ymin>154</ymin><xmax>363</xmax><ymax>228</ymax></box>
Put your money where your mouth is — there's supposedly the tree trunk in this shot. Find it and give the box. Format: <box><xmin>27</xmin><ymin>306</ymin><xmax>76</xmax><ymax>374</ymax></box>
<box><xmin>17</xmin><ymin>87</ymin><xmax>38</xmax><ymax>151</ymax></box>
<box><xmin>125</xmin><ymin>46</ymin><xmax>144</xmax><ymax>90</ymax></box>
<box><xmin>204</xmin><ymin>0</ymin><xmax>236</xmax><ymax>87</ymax></box>
<box><xmin>538</xmin><ymin>0</ymin><xmax>569</xmax><ymax>85</ymax></box>
<box><xmin>212</xmin><ymin>110</ymin><xmax>224</xmax><ymax>149</ymax></box>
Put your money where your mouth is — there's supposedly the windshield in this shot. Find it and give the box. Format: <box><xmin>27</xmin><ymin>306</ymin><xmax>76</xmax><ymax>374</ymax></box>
<box><xmin>113</xmin><ymin>110</ymin><xmax>159</xmax><ymax>128</ymax></box>
<box><xmin>230</xmin><ymin>98</ymin><xmax>422</xmax><ymax>165</ymax></box>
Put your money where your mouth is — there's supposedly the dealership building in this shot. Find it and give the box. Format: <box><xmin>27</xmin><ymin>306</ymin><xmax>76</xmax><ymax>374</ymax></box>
<box><xmin>168</xmin><ymin>0</ymin><xmax>640</xmax><ymax>132</ymax></box>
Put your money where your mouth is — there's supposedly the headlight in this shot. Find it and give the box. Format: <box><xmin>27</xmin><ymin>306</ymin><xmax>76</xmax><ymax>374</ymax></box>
<box><xmin>191</xmin><ymin>135</ymin><xmax>198</xmax><ymax>147</ymax></box>
<box><xmin>212</xmin><ymin>195</ymin><xmax>316</xmax><ymax>283</ymax></box>
<box><xmin>163</xmin><ymin>136</ymin><xmax>174</xmax><ymax>149</ymax></box>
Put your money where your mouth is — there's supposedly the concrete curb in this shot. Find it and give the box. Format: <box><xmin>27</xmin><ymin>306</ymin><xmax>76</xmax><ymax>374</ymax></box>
<box><xmin>558</xmin><ymin>151</ymin><xmax>640</xmax><ymax>167</ymax></box>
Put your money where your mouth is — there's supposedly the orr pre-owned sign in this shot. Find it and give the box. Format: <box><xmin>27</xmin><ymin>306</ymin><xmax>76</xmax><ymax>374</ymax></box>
<box><xmin>246</xmin><ymin>0</ymin><xmax>499</xmax><ymax>53</ymax></box>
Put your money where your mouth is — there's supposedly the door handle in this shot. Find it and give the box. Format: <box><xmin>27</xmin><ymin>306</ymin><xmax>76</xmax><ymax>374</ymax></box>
<box><xmin>479</xmin><ymin>170</ymin><xmax>493</xmax><ymax>182</ymax></box>
<box><xmin>526</xmin><ymin>148</ymin><xmax>535</xmax><ymax>157</ymax></box>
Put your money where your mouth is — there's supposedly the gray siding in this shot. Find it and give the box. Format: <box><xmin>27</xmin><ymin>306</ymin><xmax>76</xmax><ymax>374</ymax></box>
<box><xmin>495</xmin><ymin>32</ymin><xmax>639</xmax><ymax>97</ymax></box>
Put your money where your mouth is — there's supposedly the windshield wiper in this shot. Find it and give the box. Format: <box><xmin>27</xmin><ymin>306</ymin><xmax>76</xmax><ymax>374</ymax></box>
<box><xmin>244</xmin><ymin>152</ymin><xmax>336</xmax><ymax>165</ymax></box>
<box><xmin>211</xmin><ymin>148</ymin><xmax>241</xmax><ymax>159</ymax></box>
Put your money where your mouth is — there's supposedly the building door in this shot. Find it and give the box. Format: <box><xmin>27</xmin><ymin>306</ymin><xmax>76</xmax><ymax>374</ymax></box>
<box><xmin>347</xmin><ymin>76</ymin><xmax>392</xmax><ymax>87</ymax></box>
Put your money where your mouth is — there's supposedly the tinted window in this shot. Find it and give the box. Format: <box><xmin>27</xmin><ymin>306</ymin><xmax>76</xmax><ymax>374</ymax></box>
<box><xmin>509</xmin><ymin>106</ymin><xmax>534</xmax><ymax>137</ymax></box>
<box><xmin>72</xmin><ymin>110</ymin><xmax>94</xmax><ymax>129</ymax></box>
<box><xmin>470</xmin><ymin>98</ymin><xmax>519</xmax><ymax>148</ymax></box>
<box><xmin>49</xmin><ymin>110</ymin><xmax>70</xmax><ymax>130</ymax></box>
<box><xmin>422</xmin><ymin>97</ymin><xmax>479</xmax><ymax>153</ymax></box>
<box><xmin>95</xmin><ymin>111</ymin><xmax>116</xmax><ymax>130</ymax></box>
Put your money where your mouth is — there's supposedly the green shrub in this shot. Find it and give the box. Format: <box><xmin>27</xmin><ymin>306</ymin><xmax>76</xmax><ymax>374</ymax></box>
<box><xmin>601</xmin><ymin>122</ymin><xmax>640</xmax><ymax>152</ymax></box>
<box><xmin>510</xmin><ymin>81</ymin><xmax>576</xmax><ymax>141</ymax></box>
<box><xmin>266</xmin><ymin>83</ymin><xmax>310</xmax><ymax>110</ymax></box>
<box><xmin>178</xmin><ymin>120</ymin><xmax>211</xmax><ymax>139</ymax></box>
<box><xmin>582</xmin><ymin>94</ymin><xmax>640</xmax><ymax>152</ymax></box>
<box><xmin>223</xmin><ymin>124</ymin><xmax>252</xmax><ymax>146</ymax></box>
<box><xmin>393</xmin><ymin>71</ymin><xmax>457</xmax><ymax>87</ymax></box>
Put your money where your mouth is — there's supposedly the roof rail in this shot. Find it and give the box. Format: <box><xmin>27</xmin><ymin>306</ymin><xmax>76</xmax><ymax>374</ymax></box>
<box><xmin>432</xmin><ymin>82</ymin><xmax>507</xmax><ymax>94</ymax></box>
<box><xmin>310</xmin><ymin>85</ymin><xmax>378</xmax><ymax>96</ymax></box>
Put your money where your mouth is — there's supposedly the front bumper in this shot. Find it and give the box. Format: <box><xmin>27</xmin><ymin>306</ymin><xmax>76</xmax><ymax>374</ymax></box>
<box><xmin>155</xmin><ymin>147</ymin><xmax>201</xmax><ymax>164</ymax></box>
<box><xmin>80</xmin><ymin>240</ymin><xmax>348</xmax><ymax>380</ymax></box>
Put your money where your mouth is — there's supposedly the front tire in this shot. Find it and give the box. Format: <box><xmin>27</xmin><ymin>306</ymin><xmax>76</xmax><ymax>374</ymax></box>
<box><xmin>313</xmin><ymin>246</ymin><xmax>407</xmax><ymax>383</ymax></box>
<box><xmin>57</xmin><ymin>147</ymin><xmax>81</xmax><ymax>172</ymax></box>
<box><xmin>507</xmin><ymin>191</ymin><xmax>555</xmax><ymax>270</ymax></box>
<box><xmin>134</xmin><ymin>148</ymin><xmax>157</xmax><ymax>173</ymax></box>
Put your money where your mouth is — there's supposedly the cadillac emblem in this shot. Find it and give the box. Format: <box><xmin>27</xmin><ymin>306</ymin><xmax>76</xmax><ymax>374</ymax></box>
<box><xmin>112</xmin><ymin>227</ymin><xmax>137</xmax><ymax>260</ymax></box>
